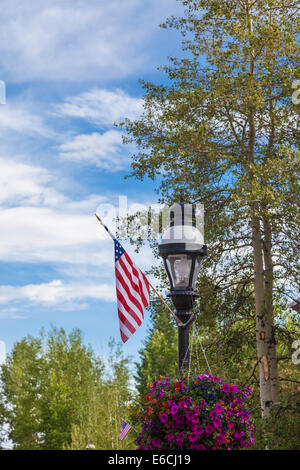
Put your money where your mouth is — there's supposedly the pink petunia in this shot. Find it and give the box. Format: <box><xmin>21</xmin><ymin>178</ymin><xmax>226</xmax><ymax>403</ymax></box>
<box><xmin>159</xmin><ymin>412</ymin><xmax>168</xmax><ymax>424</ymax></box>
<box><xmin>188</xmin><ymin>432</ymin><xmax>198</xmax><ymax>443</ymax></box>
<box><xmin>175</xmin><ymin>431</ymin><xmax>185</xmax><ymax>444</ymax></box>
<box><xmin>192</xmin><ymin>425</ymin><xmax>204</xmax><ymax>435</ymax></box>
<box><xmin>151</xmin><ymin>438</ymin><xmax>161</xmax><ymax>448</ymax></box>
<box><xmin>222</xmin><ymin>383</ymin><xmax>231</xmax><ymax>393</ymax></box>
<box><xmin>205</xmin><ymin>424</ymin><xmax>214</xmax><ymax>435</ymax></box>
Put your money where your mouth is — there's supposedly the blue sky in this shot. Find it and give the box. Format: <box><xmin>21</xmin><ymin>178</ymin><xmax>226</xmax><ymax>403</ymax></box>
<box><xmin>0</xmin><ymin>0</ymin><xmax>185</xmax><ymax>365</ymax></box>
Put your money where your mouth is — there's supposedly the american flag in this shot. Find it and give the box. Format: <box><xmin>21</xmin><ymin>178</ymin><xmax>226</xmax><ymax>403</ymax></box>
<box><xmin>114</xmin><ymin>239</ymin><xmax>150</xmax><ymax>343</ymax></box>
<box><xmin>119</xmin><ymin>420</ymin><xmax>132</xmax><ymax>440</ymax></box>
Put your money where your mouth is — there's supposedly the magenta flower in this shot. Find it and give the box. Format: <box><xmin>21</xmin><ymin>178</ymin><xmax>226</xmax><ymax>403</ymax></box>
<box><xmin>215</xmin><ymin>433</ymin><xmax>226</xmax><ymax>445</ymax></box>
<box><xmin>166</xmin><ymin>434</ymin><xmax>175</xmax><ymax>442</ymax></box>
<box><xmin>191</xmin><ymin>415</ymin><xmax>199</xmax><ymax>424</ymax></box>
<box><xmin>222</xmin><ymin>383</ymin><xmax>231</xmax><ymax>393</ymax></box>
<box><xmin>192</xmin><ymin>425</ymin><xmax>204</xmax><ymax>435</ymax></box>
<box><xmin>175</xmin><ymin>431</ymin><xmax>185</xmax><ymax>444</ymax></box>
<box><xmin>212</xmin><ymin>418</ymin><xmax>222</xmax><ymax>428</ymax></box>
<box><xmin>241</xmin><ymin>409</ymin><xmax>250</xmax><ymax>420</ymax></box>
<box><xmin>170</xmin><ymin>404</ymin><xmax>178</xmax><ymax>415</ymax></box>
<box><xmin>151</xmin><ymin>438</ymin><xmax>161</xmax><ymax>448</ymax></box>
<box><xmin>215</xmin><ymin>403</ymin><xmax>223</xmax><ymax>414</ymax></box>
<box><xmin>197</xmin><ymin>444</ymin><xmax>206</xmax><ymax>450</ymax></box>
<box><xmin>159</xmin><ymin>412</ymin><xmax>168</xmax><ymax>424</ymax></box>
<box><xmin>185</xmin><ymin>410</ymin><xmax>194</xmax><ymax>421</ymax></box>
<box><xmin>188</xmin><ymin>432</ymin><xmax>198</xmax><ymax>443</ymax></box>
<box><xmin>178</xmin><ymin>400</ymin><xmax>188</xmax><ymax>408</ymax></box>
<box><xmin>205</xmin><ymin>424</ymin><xmax>214</xmax><ymax>435</ymax></box>
<box><xmin>190</xmin><ymin>443</ymin><xmax>206</xmax><ymax>450</ymax></box>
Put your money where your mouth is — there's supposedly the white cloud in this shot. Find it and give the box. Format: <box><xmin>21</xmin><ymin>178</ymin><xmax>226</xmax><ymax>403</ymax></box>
<box><xmin>0</xmin><ymin>279</ymin><xmax>115</xmax><ymax>309</ymax></box>
<box><xmin>0</xmin><ymin>157</ymin><xmax>155</xmax><ymax>272</ymax></box>
<box><xmin>0</xmin><ymin>157</ymin><xmax>59</xmax><ymax>206</ymax></box>
<box><xmin>0</xmin><ymin>0</ymin><xmax>182</xmax><ymax>82</ymax></box>
<box><xmin>58</xmin><ymin>130</ymin><xmax>127</xmax><ymax>169</ymax></box>
<box><xmin>0</xmin><ymin>102</ymin><xmax>53</xmax><ymax>137</ymax></box>
<box><xmin>0</xmin><ymin>157</ymin><xmax>113</xmax><ymax>266</ymax></box>
<box><xmin>55</xmin><ymin>88</ymin><xmax>143</xmax><ymax>127</ymax></box>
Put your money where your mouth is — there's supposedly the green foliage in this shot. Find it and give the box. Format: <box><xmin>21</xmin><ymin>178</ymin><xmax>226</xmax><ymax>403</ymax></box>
<box><xmin>253</xmin><ymin>401</ymin><xmax>300</xmax><ymax>450</ymax></box>
<box><xmin>0</xmin><ymin>328</ymin><xmax>134</xmax><ymax>450</ymax></box>
<box><xmin>67</xmin><ymin>340</ymin><xmax>135</xmax><ymax>450</ymax></box>
<box><xmin>135</xmin><ymin>300</ymin><xmax>178</xmax><ymax>399</ymax></box>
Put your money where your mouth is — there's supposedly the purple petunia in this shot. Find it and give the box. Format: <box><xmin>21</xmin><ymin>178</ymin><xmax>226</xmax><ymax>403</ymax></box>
<box><xmin>215</xmin><ymin>433</ymin><xmax>226</xmax><ymax>445</ymax></box>
<box><xmin>233</xmin><ymin>431</ymin><xmax>244</xmax><ymax>439</ymax></box>
<box><xmin>185</xmin><ymin>410</ymin><xmax>195</xmax><ymax>421</ymax></box>
<box><xmin>192</xmin><ymin>425</ymin><xmax>204</xmax><ymax>435</ymax></box>
<box><xmin>151</xmin><ymin>438</ymin><xmax>161</xmax><ymax>448</ymax></box>
<box><xmin>170</xmin><ymin>404</ymin><xmax>178</xmax><ymax>415</ymax></box>
<box><xmin>188</xmin><ymin>432</ymin><xmax>198</xmax><ymax>443</ymax></box>
<box><xmin>205</xmin><ymin>424</ymin><xmax>214</xmax><ymax>435</ymax></box>
<box><xmin>222</xmin><ymin>383</ymin><xmax>231</xmax><ymax>393</ymax></box>
<box><xmin>159</xmin><ymin>412</ymin><xmax>168</xmax><ymax>424</ymax></box>
<box><xmin>178</xmin><ymin>400</ymin><xmax>188</xmax><ymax>409</ymax></box>
<box><xmin>175</xmin><ymin>431</ymin><xmax>185</xmax><ymax>444</ymax></box>
<box><xmin>212</xmin><ymin>418</ymin><xmax>222</xmax><ymax>428</ymax></box>
<box><xmin>215</xmin><ymin>403</ymin><xmax>223</xmax><ymax>414</ymax></box>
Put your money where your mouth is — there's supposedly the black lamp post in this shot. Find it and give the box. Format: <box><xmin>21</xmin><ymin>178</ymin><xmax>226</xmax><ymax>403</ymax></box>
<box><xmin>158</xmin><ymin>198</ymin><xmax>207</xmax><ymax>370</ymax></box>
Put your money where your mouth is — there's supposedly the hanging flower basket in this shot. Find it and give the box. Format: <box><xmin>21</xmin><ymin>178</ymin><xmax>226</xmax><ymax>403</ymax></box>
<box><xmin>136</xmin><ymin>374</ymin><xmax>255</xmax><ymax>450</ymax></box>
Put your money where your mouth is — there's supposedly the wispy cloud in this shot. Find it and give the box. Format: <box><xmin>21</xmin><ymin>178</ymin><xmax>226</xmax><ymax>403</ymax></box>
<box><xmin>58</xmin><ymin>130</ymin><xmax>128</xmax><ymax>169</ymax></box>
<box><xmin>0</xmin><ymin>102</ymin><xmax>53</xmax><ymax>137</ymax></box>
<box><xmin>55</xmin><ymin>88</ymin><xmax>143</xmax><ymax>127</ymax></box>
<box><xmin>0</xmin><ymin>279</ymin><xmax>115</xmax><ymax>310</ymax></box>
<box><xmin>0</xmin><ymin>0</ymin><xmax>182</xmax><ymax>83</ymax></box>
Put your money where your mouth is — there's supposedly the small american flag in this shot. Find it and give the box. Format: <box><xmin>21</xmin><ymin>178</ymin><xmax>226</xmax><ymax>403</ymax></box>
<box><xmin>114</xmin><ymin>239</ymin><xmax>150</xmax><ymax>343</ymax></box>
<box><xmin>119</xmin><ymin>420</ymin><xmax>132</xmax><ymax>440</ymax></box>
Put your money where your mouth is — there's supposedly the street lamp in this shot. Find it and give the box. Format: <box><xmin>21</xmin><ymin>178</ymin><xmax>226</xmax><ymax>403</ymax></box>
<box><xmin>158</xmin><ymin>198</ymin><xmax>207</xmax><ymax>370</ymax></box>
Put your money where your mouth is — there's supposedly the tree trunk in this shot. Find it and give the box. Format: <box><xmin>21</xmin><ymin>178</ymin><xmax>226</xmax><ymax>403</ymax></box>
<box><xmin>251</xmin><ymin>205</ymin><xmax>273</xmax><ymax>417</ymax></box>
<box><xmin>262</xmin><ymin>210</ymin><xmax>280</xmax><ymax>404</ymax></box>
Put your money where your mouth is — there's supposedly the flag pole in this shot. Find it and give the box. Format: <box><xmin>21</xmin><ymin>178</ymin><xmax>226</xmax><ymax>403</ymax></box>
<box><xmin>95</xmin><ymin>214</ymin><xmax>184</xmax><ymax>327</ymax></box>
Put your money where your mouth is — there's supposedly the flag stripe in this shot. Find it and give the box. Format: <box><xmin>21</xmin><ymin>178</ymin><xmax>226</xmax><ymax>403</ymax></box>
<box><xmin>118</xmin><ymin>309</ymin><xmax>136</xmax><ymax>335</ymax></box>
<box><xmin>118</xmin><ymin>256</ymin><xmax>141</xmax><ymax>295</ymax></box>
<box><xmin>123</xmin><ymin>252</ymin><xmax>149</xmax><ymax>306</ymax></box>
<box><xmin>114</xmin><ymin>239</ymin><xmax>150</xmax><ymax>343</ymax></box>
<box><xmin>119</xmin><ymin>421</ymin><xmax>131</xmax><ymax>440</ymax></box>
<box><xmin>116</xmin><ymin>264</ymin><xmax>144</xmax><ymax>317</ymax></box>
<box><xmin>118</xmin><ymin>300</ymin><xmax>141</xmax><ymax>331</ymax></box>
<box><xmin>116</xmin><ymin>275</ymin><xmax>144</xmax><ymax>324</ymax></box>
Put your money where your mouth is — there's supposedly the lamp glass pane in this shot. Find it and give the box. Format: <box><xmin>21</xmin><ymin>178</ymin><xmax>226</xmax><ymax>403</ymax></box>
<box><xmin>166</xmin><ymin>254</ymin><xmax>192</xmax><ymax>289</ymax></box>
<box><xmin>191</xmin><ymin>255</ymin><xmax>204</xmax><ymax>288</ymax></box>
